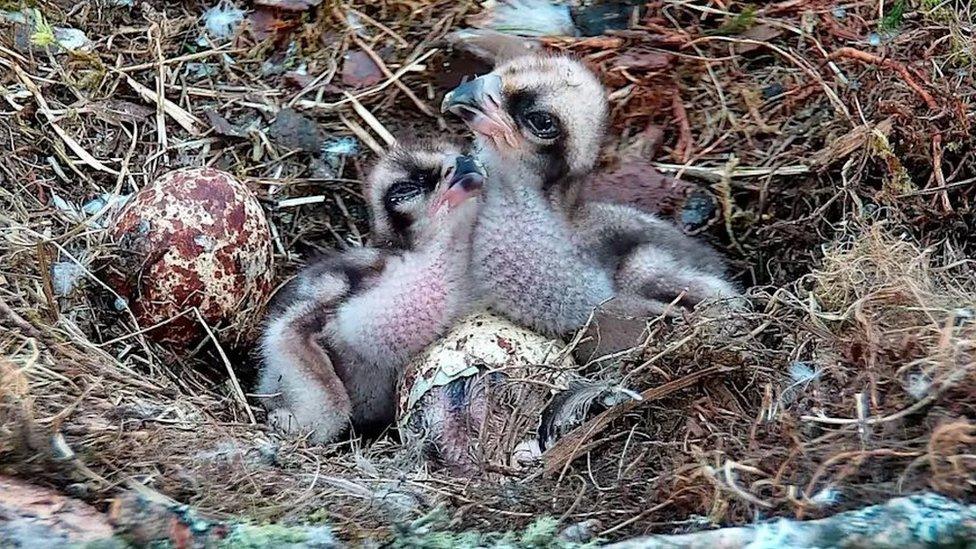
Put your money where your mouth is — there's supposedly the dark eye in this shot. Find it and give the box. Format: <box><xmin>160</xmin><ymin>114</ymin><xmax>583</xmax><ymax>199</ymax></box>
<box><xmin>385</xmin><ymin>181</ymin><xmax>423</xmax><ymax>206</ymax></box>
<box><xmin>414</xmin><ymin>170</ymin><xmax>438</xmax><ymax>191</ymax></box>
<box><xmin>522</xmin><ymin>111</ymin><xmax>559</xmax><ymax>139</ymax></box>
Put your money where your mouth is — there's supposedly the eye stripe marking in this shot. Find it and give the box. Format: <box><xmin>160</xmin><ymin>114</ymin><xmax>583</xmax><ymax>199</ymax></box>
<box><xmin>380</xmin><ymin>164</ymin><xmax>440</xmax><ymax>249</ymax></box>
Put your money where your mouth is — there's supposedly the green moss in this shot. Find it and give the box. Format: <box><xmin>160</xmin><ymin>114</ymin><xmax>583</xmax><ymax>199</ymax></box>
<box><xmin>28</xmin><ymin>8</ymin><xmax>56</xmax><ymax>47</ymax></box>
<box><xmin>879</xmin><ymin>0</ymin><xmax>908</xmax><ymax>31</ymax></box>
<box><xmin>302</xmin><ymin>507</ymin><xmax>333</xmax><ymax>525</ymax></box>
<box><xmin>79</xmin><ymin>539</ymin><xmax>132</xmax><ymax>549</ymax></box>
<box><xmin>713</xmin><ymin>6</ymin><xmax>756</xmax><ymax>35</ymax></box>
<box><xmin>68</xmin><ymin>51</ymin><xmax>107</xmax><ymax>92</ymax></box>
<box><xmin>869</xmin><ymin>131</ymin><xmax>916</xmax><ymax>201</ymax></box>
<box><xmin>519</xmin><ymin>517</ymin><xmax>564</xmax><ymax>547</ymax></box>
<box><xmin>0</xmin><ymin>1</ymin><xmax>37</xmax><ymax>11</ymax></box>
<box><xmin>918</xmin><ymin>0</ymin><xmax>975</xmax><ymax>67</ymax></box>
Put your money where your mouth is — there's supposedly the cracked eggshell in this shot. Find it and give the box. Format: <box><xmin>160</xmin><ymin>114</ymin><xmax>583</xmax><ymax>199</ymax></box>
<box><xmin>397</xmin><ymin>312</ymin><xmax>576</xmax><ymax>474</ymax></box>
<box><xmin>108</xmin><ymin>168</ymin><xmax>274</xmax><ymax>347</ymax></box>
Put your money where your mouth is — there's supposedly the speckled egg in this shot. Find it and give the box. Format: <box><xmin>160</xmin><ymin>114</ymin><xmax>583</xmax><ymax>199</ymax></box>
<box><xmin>107</xmin><ymin>167</ymin><xmax>274</xmax><ymax>347</ymax></box>
<box><xmin>397</xmin><ymin>312</ymin><xmax>577</xmax><ymax>476</ymax></box>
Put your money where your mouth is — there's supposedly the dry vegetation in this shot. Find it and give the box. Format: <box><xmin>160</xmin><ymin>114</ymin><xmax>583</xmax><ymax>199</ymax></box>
<box><xmin>1</xmin><ymin>0</ymin><xmax>975</xmax><ymax>544</ymax></box>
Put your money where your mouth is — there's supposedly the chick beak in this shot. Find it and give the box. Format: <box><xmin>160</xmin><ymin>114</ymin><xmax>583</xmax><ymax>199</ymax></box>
<box><xmin>432</xmin><ymin>155</ymin><xmax>485</xmax><ymax>214</ymax></box>
<box><xmin>441</xmin><ymin>75</ymin><xmax>517</xmax><ymax>146</ymax></box>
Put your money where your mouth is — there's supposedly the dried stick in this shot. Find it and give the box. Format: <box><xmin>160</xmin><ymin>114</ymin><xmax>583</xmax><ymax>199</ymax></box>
<box><xmin>671</xmin><ymin>92</ymin><xmax>692</xmax><ymax>163</ymax></box>
<box><xmin>0</xmin><ymin>296</ymin><xmax>45</xmax><ymax>340</ymax></box>
<box><xmin>544</xmin><ymin>365</ymin><xmax>725</xmax><ymax>475</ymax></box>
<box><xmin>828</xmin><ymin>47</ymin><xmax>938</xmax><ymax>110</ymax></box>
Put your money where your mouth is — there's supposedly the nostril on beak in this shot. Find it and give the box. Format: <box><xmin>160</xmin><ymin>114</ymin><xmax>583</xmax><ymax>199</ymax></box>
<box><xmin>442</xmin><ymin>163</ymin><xmax>456</xmax><ymax>182</ymax></box>
<box><xmin>441</xmin><ymin>74</ymin><xmax>502</xmax><ymax>114</ymax></box>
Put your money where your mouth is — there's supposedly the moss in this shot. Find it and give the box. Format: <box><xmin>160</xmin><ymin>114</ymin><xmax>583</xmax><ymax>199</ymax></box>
<box><xmin>67</xmin><ymin>51</ymin><xmax>107</xmax><ymax>92</ymax></box>
<box><xmin>713</xmin><ymin>6</ymin><xmax>757</xmax><ymax>35</ymax></box>
<box><xmin>80</xmin><ymin>538</ymin><xmax>132</xmax><ymax>549</ymax></box>
<box><xmin>28</xmin><ymin>8</ymin><xmax>56</xmax><ymax>48</ymax></box>
<box><xmin>869</xmin><ymin>131</ymin><xmax>916</xmax><ymax>202</ymax></box>
<box><xmin>879</xmin><ymin>0</ymin><xmax>908</xmax><ymax>32</ymax></box>
<box><xmin>920</xmin><ymin>3</ymin><xmax>974</xmax><ymax>67</ymax></box>
<box><xmin>0</xmin><ymin>1</ymin><xmax>37</xmax><ymax>11</ymax></box>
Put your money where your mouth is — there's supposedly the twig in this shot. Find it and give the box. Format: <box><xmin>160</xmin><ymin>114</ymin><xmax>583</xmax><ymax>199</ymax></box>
<box><xmin>13</xmin><ymin>64</ymin><xmax>119</xmax><ymax>175</ymax></box>
<box><xmin>899</xmin><ymin>176</ymin><xmax>976</xmax><ymax>197</ymax></box>
<box><xmin>929</xmin><ymin>133</ymin><xmax>952</xmax><ymax>212</ymax></box>
<box><xmin>193</xmin><ymin>309</ymin><xmax>257</xmax><ymax>425</ymax></box>
<box><xmin>652</xmin><ymin>162</ymin><xmax>810</xmax><ymax>182</ymax></box>
<box><xmin>671</xmin><ymin>93</ymin><xmax>692</xmax><ymax>163</ymax></box>
<box><xmin>152</xmin><ymin>23</ymin><xmax>168</xmax><ymax>152</ymax></box>
<box><xmin>346</xmin><ymin>7</ymin><xmax>410</xmax><ymax>48</ymax></box>
<box><xmin>116</xmin><ymin>48</ymin><xmax>240</xmax><ymax>72</ymax></box>
<box><xmin>715</xmin><ymin>155</ymin><xmax>745</xmax><ymax>255</ymax></box>
<box><xmin>828</xmin><ymin>47</ymin><xmax>939</xmax><ymax>110</ymax></box>
<box><xmin>275</xmin><ymin>196</ymin><xmax>327</xmax><ymax>209</ymax></box>
<box><xmin>340</xmin><ymin>114</ymin><xmax>385</xmax><ymax>154</ymax></box>
<box><xmin>717</xmin><ymin>460</ymin><xmax>775</xmax><ymax>508</ymax></box>
<box><xmin>345</xmin><ymin>93</ymin><xmax>397</xmax><ymax>146</ymax></box>
<box><xmin>544</xmin><ymin>365</ymin><xmax>725</xmax><ymax>475</ymax></box>
<box><xmin>0</xmin><ymin>296</ymin><xmax>44</xmax><ymax>340</ymax></box>
<box><xmin>348</xmin><ymin>34</ymin><xmax>436</xmax><ymax>118</ymax></box>
<box><xmin>120</xmin><ymin>74</ymin><xmax>203</xmax><ymax>136</ymax></box>
<box><xmin>685</xmin><ymin>36</ymin><xmax>852</xmax><ymax>121</ymax></box>
<box><xmin>295</xmin><ymin>49</ymin><xmax>439</xmax><ymax>112</ymax></box>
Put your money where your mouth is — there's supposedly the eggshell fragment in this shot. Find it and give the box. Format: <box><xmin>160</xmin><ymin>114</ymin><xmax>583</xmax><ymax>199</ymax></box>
<box><xmin>397</xmin><ymin>312</ymin><xmax>577</xmax><ymax>475</ymax></box>
<box><xmin>108</xmin><ymin>167</ymin><xmax>274</xmax><ymax>347</ymax></box>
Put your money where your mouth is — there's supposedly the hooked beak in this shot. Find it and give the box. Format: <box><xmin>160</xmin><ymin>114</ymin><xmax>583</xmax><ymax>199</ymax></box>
<box><xmin>433</xmin><ymin>155</ymin><xmax>486</xmax><ymax>213</ymax></box>
<box><xmin>441</xmin><ymin>74</ymin><xmax>517</xmax><ymax>146</ymax></box>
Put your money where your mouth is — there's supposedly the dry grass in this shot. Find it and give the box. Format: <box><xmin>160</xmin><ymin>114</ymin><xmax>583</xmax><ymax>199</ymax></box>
<box><xmin>1</xmin><ymin>0</ymin><xmax>976</xmax><ymax>543</ymax></box>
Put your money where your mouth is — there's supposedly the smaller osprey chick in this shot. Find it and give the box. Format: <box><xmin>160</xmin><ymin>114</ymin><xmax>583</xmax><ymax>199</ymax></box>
<box><xmin>257</xmin><ymin>141</ymin><xmax>485</xmax><ymax>443</ymax></box>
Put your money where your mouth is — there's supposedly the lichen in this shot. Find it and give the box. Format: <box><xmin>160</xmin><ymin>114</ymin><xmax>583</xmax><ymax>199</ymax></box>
<box><xmin>390</xmin><ymin>511</ymin><xmax>595</xmax><ymax>549</ymax></box>
<box><xmin>216</xmin><ymin>524</ymin><xmax>338</xmax><ymax>549</ymax></box>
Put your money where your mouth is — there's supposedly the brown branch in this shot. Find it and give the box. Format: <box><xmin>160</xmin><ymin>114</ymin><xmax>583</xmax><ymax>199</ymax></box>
<box><xmin>828</xmin><ymin>47</ymin><xmax>938</xmax><ymax>110</ymax></box>
<box><xmin>929</xmin><ymin>133</ymin><xmax>953</xmax><ymax>213</ymax></box>
<box><xmin>671</xmin><ymin>92</ymin><xmax>692</xmax><ymax>163</ymax></box>
<box><xmin>334</xmin><ymin>8</ymin><xmax>436</xmax><ymax>118</ymax></box>
<box><xmin>0</xmin><ymin>296</ymin><xmax>45</xmax><ymax>340</ymax></box>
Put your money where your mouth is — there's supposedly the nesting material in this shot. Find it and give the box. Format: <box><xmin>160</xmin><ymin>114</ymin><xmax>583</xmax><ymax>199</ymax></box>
<box><xmin>1</xmin><ymin>0</ymin><xmax>975</xmax><ymax>543</ymax></box>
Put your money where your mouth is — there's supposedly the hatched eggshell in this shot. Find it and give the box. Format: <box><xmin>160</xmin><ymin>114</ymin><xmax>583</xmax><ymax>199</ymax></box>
<box><xmin>108</xmin><ymin>167</ymin><xmax>274</xmax><ymax>347</ymax></box>
<box><xmin>397</xmin><ymin>312</ymin><xmax>576</xmax><ymax>475</ymax></box>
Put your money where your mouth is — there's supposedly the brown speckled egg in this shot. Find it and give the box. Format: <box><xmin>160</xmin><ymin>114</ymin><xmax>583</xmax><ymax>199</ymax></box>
<box><xmin>397</xmin><ymin>312</ymin><xmax>576</xmax><ymax>476</ymax></box>
<box><xmin>108</xmin><ymin>167</ymin><xmax>274</xmax><ymax>347</ymax></box>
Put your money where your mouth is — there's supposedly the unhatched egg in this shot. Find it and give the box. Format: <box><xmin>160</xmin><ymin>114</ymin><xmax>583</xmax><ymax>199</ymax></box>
<box><xmin>107</xmin><ymin>167</ymin><xmax>274</xmax><ymax>347</ymax></box>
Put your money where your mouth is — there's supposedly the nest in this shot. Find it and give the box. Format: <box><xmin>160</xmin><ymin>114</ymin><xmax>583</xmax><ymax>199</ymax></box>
<box><xmin>1</xmin><ymin>0</ymin><xmax>975</xmax><ymax>543</ymax></box>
